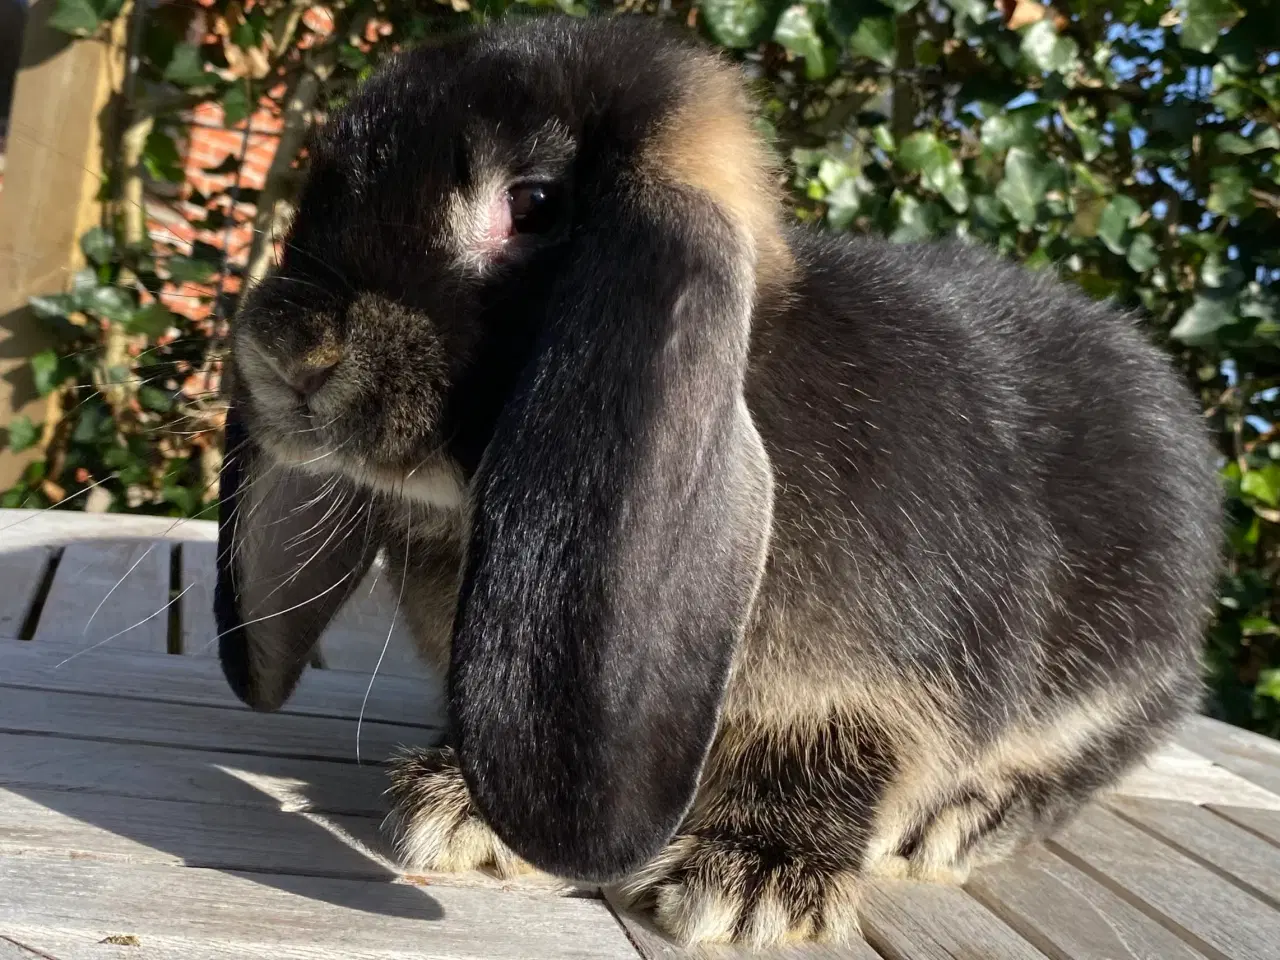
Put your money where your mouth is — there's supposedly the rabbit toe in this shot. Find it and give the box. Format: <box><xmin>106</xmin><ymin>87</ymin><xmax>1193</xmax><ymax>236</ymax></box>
<box><xmin>384</xmin><ymin>745</ymin><xmax>530</xmax><ymax>877</ymax></box>
<box><xmin>619</xmin><ymin>835</ymin><xmax>862</xmax><ymax>948</ymax></box>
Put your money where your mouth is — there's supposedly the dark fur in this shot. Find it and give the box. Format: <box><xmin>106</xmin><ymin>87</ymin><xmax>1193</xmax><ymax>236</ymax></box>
<box><xmin>215</xmin><ymin>14</ymin><xmax>1223</xmax><ymax>946</ymax></box>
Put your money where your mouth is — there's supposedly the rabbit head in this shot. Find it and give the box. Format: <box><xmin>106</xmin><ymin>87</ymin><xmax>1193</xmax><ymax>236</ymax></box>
<box><xmin>216</xmin><ymin>15</ymin><xmax>784</xmax><ymax>880</ymax></box>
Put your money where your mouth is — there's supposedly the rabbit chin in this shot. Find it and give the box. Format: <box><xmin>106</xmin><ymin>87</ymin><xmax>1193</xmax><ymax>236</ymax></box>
<box><xmin>262</xmin><ymin>437</ymin><xmax>467</xmax><ymax>513</ymax></box>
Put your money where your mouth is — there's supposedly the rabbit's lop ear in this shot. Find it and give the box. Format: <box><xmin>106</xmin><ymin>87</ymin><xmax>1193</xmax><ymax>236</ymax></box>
<box><xmin>450</xmin><ymin>61</ymin><xmax>781</xmax><ymax>883</ymax></box>
<box><xmin>214</xmin><ymin>401</ymin><xmax>378</xmax><ymax>711</ymax></box>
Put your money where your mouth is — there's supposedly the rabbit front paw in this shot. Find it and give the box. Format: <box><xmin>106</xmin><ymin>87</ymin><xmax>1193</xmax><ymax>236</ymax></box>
<box><xmin>384</xmin><ymin>745</ymin><xmax>531</xmax><ymax>878</ymax></box>
<box><xmin>617</xmin><ymin>833</ymin><xmax>863</xmax><ymax>948</ymax></box>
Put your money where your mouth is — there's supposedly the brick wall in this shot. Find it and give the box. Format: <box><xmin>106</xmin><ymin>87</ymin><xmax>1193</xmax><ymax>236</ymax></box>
<box><xmin>146</xmin><ymin>93</ymin><xmax>285</xmax><ymax>325</ymax></box>
<box><xmin>146</xmin><ymin>5</ymin><xmax>335</xmax><ymax>325</ymax></box>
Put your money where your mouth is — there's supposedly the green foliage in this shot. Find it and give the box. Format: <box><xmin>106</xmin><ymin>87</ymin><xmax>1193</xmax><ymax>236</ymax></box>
<box><xmin>21</xmin><ymin>0</ymin><xmax>1280</xmax><ymax>734</ymax></box>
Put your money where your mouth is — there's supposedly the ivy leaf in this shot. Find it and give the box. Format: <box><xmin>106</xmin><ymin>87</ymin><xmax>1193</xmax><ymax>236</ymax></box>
<box><xmin>1257</xmin><ymin>669</ymin><xmax>1280</xmax><ymax>703</ymax></box>
<box><xmin>1179</xmin><ymin>0</ymin><xmax>1243</xmax><ymax>54</ymax></box>
<box><xmin>140</xmin><ymin>386</ymin><xmax>175</xmax><ymax>413</ymax></box>
<box><xmin>774</xmin><ymin>5</ymin><xmax>832</xmax><ymax>81</ymax></box>
<box><xmin>1243</xmin><ymin>466</ymin><xmax>1280</xmax><ymax>507</ymax></box>
<box><xmin>88</xmin><ymin>287</ymin><xmax>136</xmax><ymax>323</ymax></box>
<box><xmin>942</xmin><ymin>0</ymin><xmax>987</xmax><ymax>22</ymax></box>
<box><xmin>847</xmin><ymin>17</ymin><xmax>896</xmax><ymax>67</ymax></box>
<box><xmin>1216</xmin><ymin>128</ymin><xmax>1280</xmax><ymax>154</ymax></box>
<box><xmin>166</xmin><ymin>255</ymin><xmax>217</xmax><ymax>285</ymax></box>
<box><xmin>898</xmin><ymin>132</ymin><xmax>967</xmax><ymax>212</ymax></box>
<box><xmin>29</xmin><ymin>294</ymin><xmax>78</xmax><ymax>320</ymax></box>
<box><xmin>6</xmin><ymin>416</ymin><xmax>38</xmax><ymax>454</ymax></box>
<box><xmin>898</xmin><ymin>131</ymin><xmax>941</xmax><ymax>172</ymax></box>
<box><xmin>698</xmin><ymin>0</ymin><xmax>784</xmax><ymax>48</ymax></box>
<box><xmin>1097</xmin><ymin>195</ymin><xmax>1141</xmax><ymax>255</ymax></box>
<box><xmin>1208</xmin><ymin>166</ymin><xmax>1255</xmax><ymax>216</ymax></box>
<box><xmin>48</xmin><ymin>0</ymin><xmax>102</xmax><ymax>36</ymax></box>
<box><xmin>144</xmin><ymin>129</ymin><xmax>185</xmax><ymax>183</ymax></box>
<box><xmin>996</xmin><ymin>148</ymin><xmax>1052</xmax><ymax>228</ymax></box>
<box><xmin>231</xmin><ymin>19</ymin><xmax>258</xmax><ymax>49</ymax></box>
<box><xmin>1069</xmin><ymin>193</ymin><xmax>1106</xmax><ymax>238</ymax></box>
<box><xmin>890</xmin><ymin>195</ymin><xmax>941</xmax><ymax>243</ymax></box>
<box><xmin>127</xmin><ymin>303</ymin><xmax>175</xmax><ymax>338</ymax></box>
<box><xmin>1126</xmin><ymin>233</ymin><xmax>1159</xmax><ymax>273</ymax></box>
<box><xmin>1170</xmin><ymin>293</ymin><xmax>1237</xmax><ymax>345</ymax></box>
<box><xmin>826</xmin><ymin>0</ymin><xmax>879</xmax><ymax>38</ymax></box>
<box><xmin>31</xmin><ymin>350</ymin><xmax>65</xmax><ymax>397</ymax></box>
<box><xmin>1021</xmin><ymin>20</ymin><xmax>1078</xmax><ymax>75</ymax></box>
<box><xmin>981</xmin><ymin>111</ymin><xmax>1038</xmax><ymax>152</ymax></box>
<box><xmin>78</xmin><ymin>227</ymin><xmax>115</xmax><ymax>268</ymax></box>
<box><xmin>222</xmin><ymin>83</ymin><xmax>251</xmax><ymax>127</ymax></box>
<box><xmin>163</xmin><ymin>44</ymin><xmax>211</xmax><ymax>87</ymax></box>
<box><xmin>880</xmin><ymin>0</ymin><xmax>918</xmax><ymax>11</ymax></box>
<box><xmin>339</xmin><ymin>44</ymin><xmax>369</xmax><ymax>72</ymax></box>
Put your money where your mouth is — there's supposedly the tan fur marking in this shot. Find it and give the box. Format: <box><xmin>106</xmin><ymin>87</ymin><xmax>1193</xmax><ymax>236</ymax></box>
<box><xmin>642</xmin><ymin>54</ymin><xmax>794</xmax><ymax>299</ymax></box>
<box><xmin>299</xmin><ymin>342</ymin><xmax>343</xmax><ymax>371</ymax></box>
<box><xmin>385</xmin><ymin>747</ymin><xmax>535</xmax><ymax>880</ymax></box>
<box><xmin>816</xmin><ymin>874</ymin><xmax>863</xmax><ymax>943</ymax></box>
<box><xmin>862</xmin><ymin>684</ymin><xmax>1152</xmax><ymax>876</ymax></box>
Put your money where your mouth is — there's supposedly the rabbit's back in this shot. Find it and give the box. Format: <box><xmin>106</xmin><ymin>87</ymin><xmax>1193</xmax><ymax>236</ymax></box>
<box><xmin>736</xmin><ymin>228</ymin><xmax>1220</xmax><ymax>750</ymax></box>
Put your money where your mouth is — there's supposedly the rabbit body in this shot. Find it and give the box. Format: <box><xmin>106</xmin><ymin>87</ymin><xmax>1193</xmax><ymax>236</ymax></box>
<box><xmin>214</xmin><ymin>15</ymin><xmax>1222</xmax><ymax>948</ymax></box>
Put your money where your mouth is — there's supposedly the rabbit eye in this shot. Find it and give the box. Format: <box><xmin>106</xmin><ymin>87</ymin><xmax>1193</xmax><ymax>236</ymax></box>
<box><xmin>507</xmin><ymin>182</ymin><xmax>560</xmax><ymax>235</ymax></box>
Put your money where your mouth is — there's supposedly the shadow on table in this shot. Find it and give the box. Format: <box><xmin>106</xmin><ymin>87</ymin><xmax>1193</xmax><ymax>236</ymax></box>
<box><xmin>0</xmin><ymin>524</ymin><xmax>455</xmax><ymax>925</ymax></box>
<box><xmin>6</xmin><ymin>743</ymin><xmax>449</xmax><ymax>924</ymax></box>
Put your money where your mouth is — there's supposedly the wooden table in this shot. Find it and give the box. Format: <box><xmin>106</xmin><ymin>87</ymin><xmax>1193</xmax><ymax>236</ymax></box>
<box><xmin>1</xmin><ymin>506</ymin><xmax>1278</xmax><ymax>960</ymax></box>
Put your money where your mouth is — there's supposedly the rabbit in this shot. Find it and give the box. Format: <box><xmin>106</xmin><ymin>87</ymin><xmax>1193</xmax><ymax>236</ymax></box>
<box><xmin>213</xmin><ymin>13</ymin><xmax>1224</xmax><ymax>948</ymax></box>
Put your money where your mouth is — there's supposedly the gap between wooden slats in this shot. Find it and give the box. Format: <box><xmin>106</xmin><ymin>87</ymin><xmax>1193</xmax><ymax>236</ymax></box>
<box><xmin>318</xmin><ymin>558</ymin><xmax>432</xmax><ymax>678</ymax></box>
<box><xmin>0</xmin><ymin>686</ymin><xmax>428</xmax><ymax>764</ymax></box>
<box><xmin>1105</xmin><ymin>795</ymin><xmax>1280</xmax><ymax>908</ymax></box>
<box><xmin>31</xmin><ymin>541</ymin><xmax>171</xmax><ymax>653</ymax></box>
<box><xmin>0</xmin><ymin>733</ymin><xmax>390</xmax><ymax>816</ymax></box>
<box><xmin>1046</xmin><ymin>804</ymin><xmax>1280</xmax><ymax>959</ymax></box>
<box><xmin>0</xmin><ymin>639</ymin><xmax>445</xmax><ymax>729</ymax></box>
<box><xmin>0</xmin><ymin>545</ymin><xmax>57</xmax><ymax>641</ymax></box>
<box><xmin>966</xmin><ymin>843</ymin><xmax>1210</xmax><ymax>960</ymax></box>
<box><xmin>1176</xmin><ymin>716</ymin><xmax>1280</xmax><ymax>797</ymax></box>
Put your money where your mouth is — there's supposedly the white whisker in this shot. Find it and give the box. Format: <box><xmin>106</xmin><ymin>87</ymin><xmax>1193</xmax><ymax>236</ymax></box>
<box><xmin>358</xmin><ymin>503</ymin><xmax>412</xmax><ymax>765</ymax></box>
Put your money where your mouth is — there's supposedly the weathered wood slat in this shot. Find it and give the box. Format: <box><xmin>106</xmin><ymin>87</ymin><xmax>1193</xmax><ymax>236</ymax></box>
<box><xmin>0</xmin><ymin>857</ymin><xmax>640</xmax><ymax>960</ymax></box>
<box><xmin>0</xmin><ymin>733</ymin><xmax>389</xmax><ymax>816</ymax></box>
<box><xmin>179</xmin><ymin>540</ymin><xmax>218</xmax><ymax>656</ymax></box>
<box><xmin>0</xmin><ymin>509</ymin><xmax>217</xmax><ymax>547</ymax></box>
<box><xmin>0</xmin><ymin>686</ymin><xmax>431</xmax><ymax>763</ymax></box>
<box><xmin>1107</xmin><ymin>795</ymin><xmax>1280</xmax><ymax>906</ymax></box>
<box><xmin>179</xmin><ymin>537</ymin><xmax>433</xmax><ymax>679</ymax></box>
<box><xmin>1050</xmin><ymin>804</ymin><xmax>1280</xmax><ymax>959</ymax></box>
<box><xmin>0</xmin><ymin>936</ymin><xmax>39</xmax><ymax>960</ymax></box>
<box><xmin>8</xmin><ymin>507</ymin><xmax>1280</xmax><ymax>960</ymax></box>
<box><xmin>320</xmin><ymin>563</ymin><xmax>431</xmax><ymax>679</ymax></box>
<box><xmin>0</xmin><ymin>784</ymin><xmax>588</xmax><ymax>898</ymax></box>
<box><xmin>860</xmin><ymin>882</ymin><xmax>1047</xmax><ymax>960</ymax></box>
<box><xmin>966</xmin><ymin>843</ymin><xmax>1208</xmax><ymax>960</ymax></box>
<box><xmin>0</xmin><ymin>545</ymin><xmax>51</xmax><ymax>640</ymax></box>
<box><xmin>602</xmin><ymin>895</ymin><xmax>882</xmax><ymax>959</ymax></box>
<box><xmin>0</xmin><ymin>786</ymin><xmax>395</xmax><ymax>879</ymax></box>
<box><xmin>1176</xmin><ymin>716</ymin><xmax>1280</xmax><ymax>796</ymax></box>
<box><xmin>1209</xmin><ymin>804</ymin><xmax>1280</xmax><ymax>847</ymax></box>
<box><xmin>0</xmin><ymin>926</ymin><xmax>525</xmax><ymax>960</ymax></box>
<box><xmin>0</xmin><ymin>638</ymin><xmax>443</xmax><ymax>728</ymax></box>
<box><xmin>1110</xmin><ymin>740</ymin><xmax>1280</xmax><ymax>810</ymax></box>
<box><xmin>31</xmin><ymin>541</ymin><xmax>171</xmax><ymax>652</ymax></box>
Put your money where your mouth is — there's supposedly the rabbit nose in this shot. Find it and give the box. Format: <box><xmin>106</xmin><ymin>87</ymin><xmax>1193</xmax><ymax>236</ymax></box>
<box><xmin>283</xmin><ymin>357</ymin><xmax>339</xmax><ymax>397</ymax></box>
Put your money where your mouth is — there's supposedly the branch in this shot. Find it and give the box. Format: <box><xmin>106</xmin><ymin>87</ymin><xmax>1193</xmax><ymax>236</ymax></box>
<box><xmin>243</xmin><ymin>45</ymin><xmax>337</xmax><ymax>289</ymax></box>
<box><xmin>890</xmin><ymin>11</ymin><xmax>919</xmax><ymax>143</ymax></box>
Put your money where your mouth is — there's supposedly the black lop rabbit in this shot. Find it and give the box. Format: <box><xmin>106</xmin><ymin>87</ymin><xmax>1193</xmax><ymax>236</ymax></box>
<box><xmin>214</xmin><ymin>14</ymin><xmax>1223</xmax><ymax>947</ymax></box>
